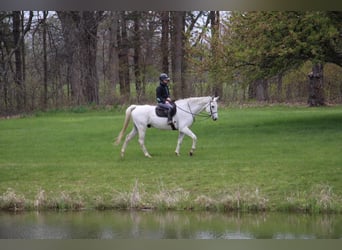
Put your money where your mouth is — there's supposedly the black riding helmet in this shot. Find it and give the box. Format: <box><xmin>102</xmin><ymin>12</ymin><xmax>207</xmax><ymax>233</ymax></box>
<box><xmin>159</xmin><ymin>73</ymin><xmax>170</xmax><ymax>81</ymax></box>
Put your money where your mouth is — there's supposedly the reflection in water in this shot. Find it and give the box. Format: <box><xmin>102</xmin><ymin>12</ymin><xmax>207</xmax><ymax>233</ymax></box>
<box><xmin>0</xmin><ymin>210</ymin><xmax>341</xmax><ymax>239</ymax></box>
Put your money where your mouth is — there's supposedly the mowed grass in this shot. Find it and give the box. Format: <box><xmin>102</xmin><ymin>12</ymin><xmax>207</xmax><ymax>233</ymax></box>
<box><xmin>0</xmin><ymin>105</ymin><xmax>341</xmax><ymax>212</ymax></box>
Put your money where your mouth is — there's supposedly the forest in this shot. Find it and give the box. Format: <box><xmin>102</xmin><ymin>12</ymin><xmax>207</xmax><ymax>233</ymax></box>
<box><xmin>0</xmin><ymin>11</ymin><xmax>341</xmax><ymax>115</ymax></box>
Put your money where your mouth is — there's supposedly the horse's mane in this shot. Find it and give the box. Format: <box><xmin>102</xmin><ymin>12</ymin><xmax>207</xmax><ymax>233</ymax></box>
<box><xmin>175</xmin><ymin>96</ymin><xmax>211</xmax><ymax>105</ymax></box>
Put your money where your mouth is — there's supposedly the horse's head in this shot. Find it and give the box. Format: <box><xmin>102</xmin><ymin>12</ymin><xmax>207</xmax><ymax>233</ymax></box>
<box><xmin>206</xmin><ymin>96</ymin><xmax>219</xmax><ymax>121</ymax></box>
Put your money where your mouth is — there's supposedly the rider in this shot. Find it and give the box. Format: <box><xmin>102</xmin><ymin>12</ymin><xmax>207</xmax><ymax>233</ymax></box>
<box><xmin>156</xmin><ymin>73</ymin><xmax>173</xmax><ymax>125</ymax></box>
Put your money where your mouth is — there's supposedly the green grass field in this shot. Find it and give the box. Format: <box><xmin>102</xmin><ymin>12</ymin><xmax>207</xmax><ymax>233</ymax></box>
<box><xmin>0</xmin><ymin>105</ymin><xmax>341</xmax><ymax>213</ymax></box>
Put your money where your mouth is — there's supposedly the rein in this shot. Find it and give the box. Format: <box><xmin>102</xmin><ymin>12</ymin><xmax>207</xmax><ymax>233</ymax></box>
<box><xmin>176</xmin><ymin>101</ymin><xmax>214</xmax><ymax>121</ymax></box>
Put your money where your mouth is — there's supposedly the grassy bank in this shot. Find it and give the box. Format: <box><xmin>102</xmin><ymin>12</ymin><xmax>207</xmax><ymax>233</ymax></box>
<box><xmin>0</xmin><ymin>105</ymin><xmax>341</xmax><ymax>213</ymax></box>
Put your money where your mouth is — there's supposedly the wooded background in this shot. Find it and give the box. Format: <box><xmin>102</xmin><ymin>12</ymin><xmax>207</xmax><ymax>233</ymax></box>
<box><xmin>1</xmin><ymin>11</ymin><xmax>341</xmax><ymax>115</ymax></box>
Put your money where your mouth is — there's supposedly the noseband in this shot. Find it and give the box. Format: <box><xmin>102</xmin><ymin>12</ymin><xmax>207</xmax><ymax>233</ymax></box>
<box><xmin>208</xmin><ymin>101</ymin><xmax>218</xmax><ymax>118</ymax></box>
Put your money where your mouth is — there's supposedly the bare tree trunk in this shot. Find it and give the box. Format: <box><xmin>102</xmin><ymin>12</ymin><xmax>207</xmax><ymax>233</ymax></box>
<box><xmin>255</xmin><ymin>79</ymin><xmax>269</xmax><ymax>101</ymax></box>
<box><xmin>308</xmin><ymin>63</ymin><xmax>325</xmax><ymax>106</ymax></box>
<box><xmin>42</xmin><ymin>11</ymin><xmax>48</xmax><ymax>109</ymax></box>
<box><xmin>249</xmin><ymin>78</ymin><xmax>269</xmax><ymax>101</ymax></box>
<box><xmin>12</xmin><ymin>11</ymin><xmax>24</xmax><ymax>111</ymax></box>
<box><xmin>57</xmin><ymin>11</ymin><xmax>82</xmax><ymax>104</ymax></box>
<box><xmin>248</xmin><ymin>81</ymin><xmax>256</xmax><ymax>100</ymax></box>
<box><xmin>210</xmin><ymin>11</ymin><xmax>222</xmax><ymax>97</ymax></box>
<box><xmin>133</xmin><ymin>11</ymin><xmax>143</xmax><ymax>103</ymax></box>
<box><xmin>171</xmin><ymin>11</ymin><xmax>186</xmax><ymax>99</ymax></box>
<box><xmin>11</xmin><ymin>11</ymin><xmax>33</xmax><ymax>111</ymax></box>
<box><xmin>118</xmin><ymin>12</ymin><xmax>130</xmax><ymax>99</ymax></box>
<box><xmin>1</xmin><ymin>11</ymin><xmax>31</xmax><ymax>114</ymax></box>
<box><xmin>0</xmin><ymin>36</ymin><xmax>9</xmax><ymax>114</ymax></box>
<box><xmin>161</xmin><ymin>11</ymin><xmax>169</xmax><ymax>74</ymax></box>
<box><xmin>107</xmin><ymin>12</ymin><xmax>120</xmax><ymax>99</ymax></box>
<box><xmin>80</xmin><ymin>11</ymin><xmax>100</xmax><ymax>104</ymax></box>
<box><xmin>276</xmin><ymin>73</ymin><xmax>283</xmax><ymax>102</ymax></box>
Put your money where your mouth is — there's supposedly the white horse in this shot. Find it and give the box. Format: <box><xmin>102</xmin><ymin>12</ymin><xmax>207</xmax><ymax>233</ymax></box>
<box><xmin>115</xmin><ymin>96</ymin><xmax>219</xmax><ymax>158</ymax></box>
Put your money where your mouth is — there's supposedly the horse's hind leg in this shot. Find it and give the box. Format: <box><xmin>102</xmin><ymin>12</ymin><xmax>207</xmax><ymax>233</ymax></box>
<box><xmin>175</xmin><ymin>132</ymin><xmax>185</xmax><ymax>156</ymax></box>
<box><xmin>121</xmin><ymin>126</ymin><xmax>138</xmax><ymax>158</ymax></box>
<box><xmin>137</xmin><ymin>126</ymin><xmax>152</xmax><ymax>158</ymax></box>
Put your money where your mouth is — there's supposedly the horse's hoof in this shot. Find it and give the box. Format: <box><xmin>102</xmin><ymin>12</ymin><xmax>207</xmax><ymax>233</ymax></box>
<box><xmin>145</xmin><ymin>154</ymin><xmax>152</xmax><ymax>158</ymax></box>
<box><xmin>189</xmin><ymin>151</ymin><xmax>193</xmax><ymax>156</ymax></box>
<box><xmin>175</xmin><ymin>152</ymin><xmax>180</xmax><ymax>156</ymax></box>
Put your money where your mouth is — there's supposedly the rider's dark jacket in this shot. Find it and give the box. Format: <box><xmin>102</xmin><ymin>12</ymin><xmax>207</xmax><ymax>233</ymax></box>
<box><xmin>156</xmin><ymin>82</ymin><xmax>170</xmax><ymax>104</ymax></box>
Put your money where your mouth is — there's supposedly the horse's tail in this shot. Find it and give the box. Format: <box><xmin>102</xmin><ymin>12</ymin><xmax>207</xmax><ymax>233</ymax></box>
<box><xmin>114</xmin><ymin>105</ymin><xmax>137</xmax><ymax>145</ymax></box>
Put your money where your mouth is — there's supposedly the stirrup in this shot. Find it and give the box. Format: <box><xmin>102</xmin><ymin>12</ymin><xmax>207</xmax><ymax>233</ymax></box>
<box><xmin>168</xmin><ymin>120</ymin><xmax>176</xmax><ymax>130</ymax></box>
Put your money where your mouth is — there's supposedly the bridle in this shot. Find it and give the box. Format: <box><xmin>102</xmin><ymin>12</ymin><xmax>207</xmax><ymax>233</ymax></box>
<box><xmin>176</xmin><ymin>100</ymin><xmax>217</xmax><ymax>121</ymax></box>
<box><xmin>208</xmin><ymin>100</ymin><xmax>218</xmax><ymax>117</ymax></box>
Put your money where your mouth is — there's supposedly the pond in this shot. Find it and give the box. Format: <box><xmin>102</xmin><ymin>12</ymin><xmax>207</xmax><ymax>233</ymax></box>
<box><xmin>0</xmin><ymin>210</ymin><xmax>341</xmax><ymax>239</ymax></box>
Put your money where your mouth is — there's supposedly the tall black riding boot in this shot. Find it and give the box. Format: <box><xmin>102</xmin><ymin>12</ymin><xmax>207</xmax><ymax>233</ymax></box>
<box><xmin>167</xmin><ymin>111</ymin><xmax>172</xmax><ymax>125</ymax></box>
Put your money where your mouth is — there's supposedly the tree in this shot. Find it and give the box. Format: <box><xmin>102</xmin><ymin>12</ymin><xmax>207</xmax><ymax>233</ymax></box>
<box><xmin>132</xmin><ymin>11</ymin><xmax>143</xmax><ymax>102</ymax></box>
<box><xmin>1</xmin><ymin>11</ymin><xmax>341</xmax><ymax>115</ymax></box>
<box><xmin>117</xmin><ymin>11</ymin><xmax>130</xmax><ymax>99</ymax></box>
<box><xmin>209</xmin><ymin>11</ymin><xmax>222</xmax><ymax>97</ymax></box>
<box><xmin>105</xmin><ymin>11</ymin><xmax>120</xmax><ymax>102</ymax></box>
<box><xmin>161</xmin><ymin>11</ymin><xmax>170</xmax><ymax>74</ymax></box>
<box><xmin>0</xmin><ymin>11</ymin><xmax>33</xmax><ymax>114</ymax></box>
<box><xmin>171</xmin><ymin>11</ymin><xmax>186</xmax><ymax>99</ymax></box>
<box><xmin>57</xmin><ymin>11</ymin><xmax>103</xmax><ymax>105</ymax></box>
<box><xmin>308</xmin><ymin>63</ymin><xmax>324</xmax><ymax>106</ymax></box>
<box><xmin>13</xmin><ymin>11</ymin><xmax>33</xmax><ymax>111</ymax></box>
<box><xmin>42</xmin><ymin>11</ymin><xmax>48</xmax><ymax>108</ymax></box>
<box><xmin>224</xmin><ymin>11</ymin><xmax>342</xmax><ymax>106</ymax></box>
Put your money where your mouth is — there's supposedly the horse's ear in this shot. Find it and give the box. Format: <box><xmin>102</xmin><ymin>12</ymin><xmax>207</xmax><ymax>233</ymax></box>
<box><xmin>214</xmin><ymin>96</ymin><xmax>219</xmax><ymax>101</ymax></box>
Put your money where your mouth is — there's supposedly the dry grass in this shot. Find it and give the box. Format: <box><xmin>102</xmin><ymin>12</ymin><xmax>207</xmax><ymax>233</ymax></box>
<box><xmin>0</xmin><ymin>188</ymin><xmax>85</xmax><ymax>211</ymax></box>
<box><xmin>0</xmin><ymin>182</ymin><xmax>340</xmax><ymax>213</ymax></box>
<box><xmin>283</xmin><ymin>184</ymin><xmax>341</xmax><ymax>213</ymax></box>
<box><xmin>194</xmin><ymin>186</ymin><xmax>269</xmax><ymax>212</ymax></box>
<box><xmin>0</xmin><ymin>188</ymin><xmax>26</xmax><ymax>211</ymax></box>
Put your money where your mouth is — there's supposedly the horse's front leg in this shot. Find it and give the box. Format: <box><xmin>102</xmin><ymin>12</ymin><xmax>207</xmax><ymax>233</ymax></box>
<box><xmin>179</xmin><ymin>127</ymin><xmax>197</xmax><ymax>156</ymax></box>
<box><xmin>175</xmin><ymin>132</ymin><xmax>185</xmax><ymax>156</ymax></box>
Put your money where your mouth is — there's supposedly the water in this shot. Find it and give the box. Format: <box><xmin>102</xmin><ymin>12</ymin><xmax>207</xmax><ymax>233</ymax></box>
<box><xmin>0</xmin><ymin>210</ymin><xmax>341</xmax><ymax>239</ymax></box>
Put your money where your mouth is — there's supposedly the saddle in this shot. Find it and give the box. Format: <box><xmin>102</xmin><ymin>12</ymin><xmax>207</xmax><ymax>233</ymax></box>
<box><xmin>155</xmin><ymin>102</ymin><xmax>177</xmax><ymax>118</ymax></box>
